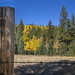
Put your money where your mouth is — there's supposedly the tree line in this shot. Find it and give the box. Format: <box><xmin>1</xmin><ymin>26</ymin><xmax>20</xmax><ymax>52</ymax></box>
<box><xmin>14</xmin><ymin>5</ymin><xmax>75</xmax><ymax>56</ymax></box>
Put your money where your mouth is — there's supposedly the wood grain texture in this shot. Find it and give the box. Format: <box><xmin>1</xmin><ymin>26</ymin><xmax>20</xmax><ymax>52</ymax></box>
<box><xmin>0</xmin><ymin>6</ymin><xmax>15</xmax><ymax>75</ymax></box>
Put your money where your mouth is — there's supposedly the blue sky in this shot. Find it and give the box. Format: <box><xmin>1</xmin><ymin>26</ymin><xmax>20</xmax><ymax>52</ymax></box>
<box><xmin>0</xmin><ymin>0</ymin><xmax>75</xmax><ymax>26</ymax></box>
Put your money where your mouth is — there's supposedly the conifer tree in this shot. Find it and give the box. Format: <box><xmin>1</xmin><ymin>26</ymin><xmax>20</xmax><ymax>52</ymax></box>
<box><xmin>64</xmin><ymin>18</ymin><xmax>73</xmax><ymax>51</ymax></box>
<box><xmin>59</xmin><ymin>5</ymin><xmax>67</xmax><ymax>43</ymax></box>
<box><xmin>73</xmin><ymin>35</ymin><xmax>75</xmax><ymax>55</ymax></box>
<box><xmin>46</xmin><ymin>40</ymin><xmax>53</xmax><ymax>56</ymax></box>
<box><xmin>47</xmin><ymin>20</ymin><xmax>54</xmax><ymax>44</ymax></box>
<box><xmin>14</xmin><ymin>45</ymin><xmax>18</xmax><ymax>54</ymax></box>
<box><xmin>36</xmin><ymin>48</ymin><xmax>39</xmax><ymax>55</ymax></box>
<box><xmin>72</xmin><ymin>18</ymin><xmax>75</xmax><ymax>55</ymax></box>
<box><xmin>53</xmin><ymin>26</ymin><xmax>58</xmax><ymax>44</ymax></box>
<box><xmin>14</xmin><ymin>25</ymin><xmax>18</xmax><ymax>54</ymax></box>
<box><xmin>42</xmin><ymin>31</ymin><xmax>46</xmax><ymax>45</ymax></box>
<box><xmin>44</xmin><ymin>47</ymin><xmax>46</xmax><ymax>55</ymax></box>
<box><xmin>71</xmin><ymin>13</ymin><xmax>74</xmax><ymax>26</ymax></box>
<box><xmin>68</xmin><ymin>42</ymin><xmax>74</xmax><ymax>56</ymax></box>
<box><xmin>59</xmin><ymin>42</ymin><xmax>66</xmax><ymax>56</ymax></box>
<box><xmin>18</xmin><ymin>37</ymin><xmax>26</xmax><ymax>54</ymax></box>
<box><xmin>16</xmin><ymin>19</ymin><xmax>24</xmax><ymax>53</ymax></box>
<box><xmin>71</xmin><ymin>13</ymin><xmax>75</xmax><ymax>40</ymax></box>
<box><xmin>39</xmin><ymin>42</ymin><xmax>45</xmax><ymax>55</ymax></box>
<box><xmin>74</xmin><ymin>17</ymin><xmax>75</xmax><ymax>32</ymax></box>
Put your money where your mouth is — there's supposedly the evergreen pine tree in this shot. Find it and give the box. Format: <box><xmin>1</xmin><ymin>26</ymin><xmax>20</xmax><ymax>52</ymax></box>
<box><xmin>39</xmin><ymin>42</ymin><xmax>45</xmax><ymax>55</ymax></box>
<box><xmin>44</xmin><ymin>47</ymin><xmax>46</xmax><ymax>55</ymax></box>
<box><xmin>73</xmin><ymin>18</ymin><xmax>75</xmax><ymax>55</ymax></box>
<box><xmin>74</xmin><ymin>17</ymin><xmax>75</xmax><ymax>33</ymax></box>
<box><xmin>67</xmin><ymin>37</ymin><xmax>75</xmax><ymax>56</ymax></box>
<box><xmin>68</xmin><ymin>42</ymin><xmax>74</xmax><ymax>56</ymax></box>
<box><xmin>46</xmin><ymin>40</ymin><xmax>53</xmax><ymax>56</ymax></box>
<box><xmin>47</xmin><ymin>20</ymin><xmax>54</xmax><ymax>43</ymax></box>
<box><xmin>71</xmin><ymin>13</ymin><xmax>75</xmax><ymax>40</ymax></box>
<box><xmin>14</xmin><ymin>45</ymin><xmax>18</xmax><ymax>54</ymax></box>
<box><xmin>64</xmin><ymin>18</ymin><xmax>73</xmax><ymax>51</ymax></box>
<box><xmin>42</xmin><ymin>31</ymin><xmax>46</xmax><ymax>45</ymax></box>
<box><xmin>36</xmin><ymin>48</ymin><xmax>39</xmax><ymax>55</ymax></box>
<box><xmin>59</xmin><ymin>5</ymin><xmax>67</xmax><ymax>43</ymax></box>
<box><xmin>73</xmin><ymin>36</ymin><xmax>75</xmax><ymax>55</ymax></box>
<box><xmin>59</xmin><ymin>42</ymin><xmax>66</xmax><ymax>56</ymax></box>
<box><xmin>14</xmin><ymin>25</ymin><xmax>18</xmax><ymax>54</ymax></box>
<box><xmin>16</xmin><ymin>19</ymin><xmax>24</xmax><ymax>53</ymax></box>
<box><xmin>18</xmin><ymin>37</ymin><xmax>26</xmax><ymax>54</ymax></box>
<box><xmin>71</xmin><ymin>13</ymin><xmax>74</xmax><ymax>25</ymax></box>
<box><xmin>53</xmin><ymin>26</ymin><xmax>58</xmax><ymax>45</ymax></box>
<box><xmin>30</xmin><ymin>51</ymin><xmax>34</xmax><ymax>55</ymax></box>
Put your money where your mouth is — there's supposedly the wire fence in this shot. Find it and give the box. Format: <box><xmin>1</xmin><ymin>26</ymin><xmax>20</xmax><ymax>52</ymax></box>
<box><xmin>0</xmin><ymin>61</ymin><xmax>75</xmax><ymax>64</ymax></box>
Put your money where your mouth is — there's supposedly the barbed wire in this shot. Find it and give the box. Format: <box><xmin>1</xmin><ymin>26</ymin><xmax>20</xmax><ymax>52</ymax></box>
<box><xmin>0</xmin><ymin>61</ymin><xmax>75</xmax><ymax>64</ymax></box>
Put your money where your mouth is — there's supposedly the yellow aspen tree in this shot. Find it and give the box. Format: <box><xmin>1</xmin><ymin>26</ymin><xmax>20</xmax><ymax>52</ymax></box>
<box><xmin>30</xmin><ymin>35</ymin><xmax>41</xmax><ymax>52</ymax></box>
<box><xmin>24</xmin><ymin>35</ymin><xmax>41</xmax><ymax>53</ymax></box>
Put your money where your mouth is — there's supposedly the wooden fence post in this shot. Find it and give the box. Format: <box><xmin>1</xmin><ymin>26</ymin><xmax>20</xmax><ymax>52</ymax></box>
<box><xmin>0</xmin><ymin>6</ymin><xmax>15</xmax><ymax>75</ymax></box>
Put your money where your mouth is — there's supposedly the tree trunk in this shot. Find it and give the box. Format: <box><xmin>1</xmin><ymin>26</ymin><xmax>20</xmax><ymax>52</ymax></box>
<box><xmin>34</xmin><ymin>51</ymin><xmax>36</xmax><ymax>55</ymax></box>
<box><xmin>56</xmin><ymin>48</ymin><xmax>58</xmax><ymax>55</ymax></box>
<box><xmin>28</xmin><ymin>51</ymin><xmax>29</xmax><ymax>55</ymax></box>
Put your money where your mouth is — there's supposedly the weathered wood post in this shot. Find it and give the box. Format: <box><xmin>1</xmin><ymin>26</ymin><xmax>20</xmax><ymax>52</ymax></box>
<box><xmin>0</xmin><ymin>6</ymin><xmax>15</xmax><ymax>75</ymax></box>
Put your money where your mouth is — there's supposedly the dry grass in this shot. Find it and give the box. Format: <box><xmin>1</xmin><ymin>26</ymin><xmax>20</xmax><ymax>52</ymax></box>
<box><xmin>14</xmin><ymin>54</ymin><xmax>75</xmax><ymax>62</ymax></box>
<box><xmin>14</xmin><ymin>55</ymin><xmax>75</xmax><ymax>75</ymax></box>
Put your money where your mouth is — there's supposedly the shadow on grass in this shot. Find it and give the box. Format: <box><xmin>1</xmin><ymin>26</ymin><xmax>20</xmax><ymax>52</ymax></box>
<box><xmin>14</xmin><ymin>60</ymin><xmax>75</xmax><ymax>75</ymax></box>
<box><xmin>0</xmin><ymin>73</ymin><xmax>5</xmax><ymax>75</ymax></box>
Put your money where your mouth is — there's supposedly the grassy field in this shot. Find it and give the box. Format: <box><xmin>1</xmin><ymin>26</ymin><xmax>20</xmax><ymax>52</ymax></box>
<box><xmin>14</xmin><ymin>55</ymin><xmax>75</xmax><ymax>75</ymax></box>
